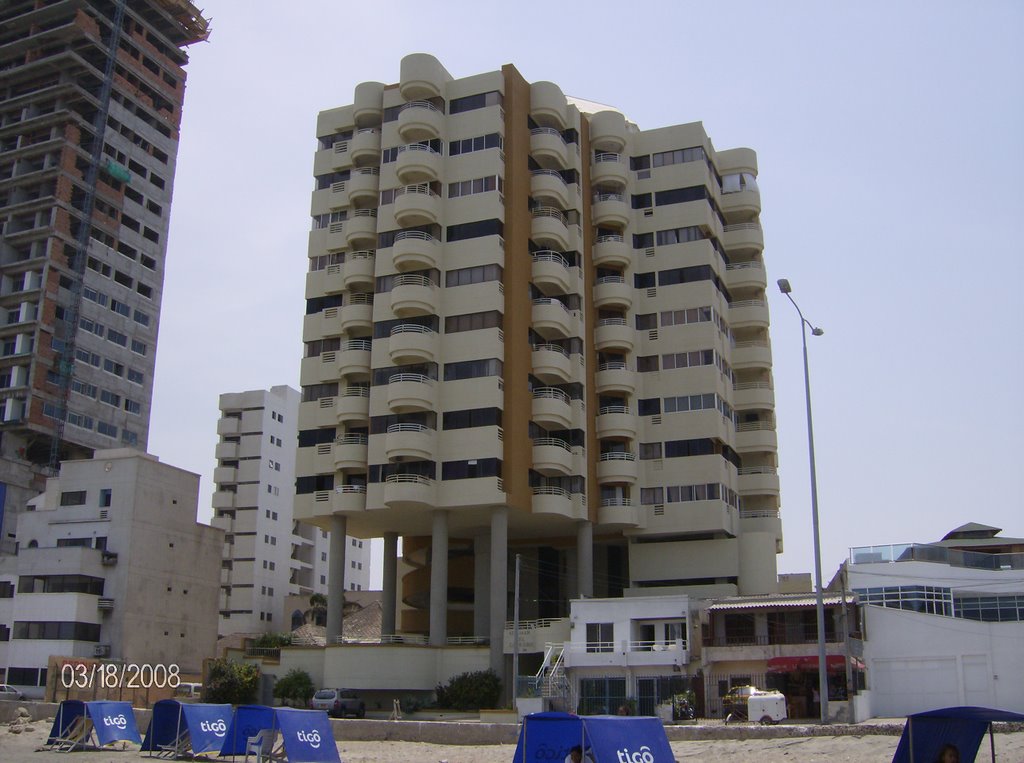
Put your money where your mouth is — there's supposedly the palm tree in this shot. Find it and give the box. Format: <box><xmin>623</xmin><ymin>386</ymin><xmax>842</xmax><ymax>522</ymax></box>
<box><xmin>308</xmin><ymin>593</ymin><xmax>327</xmax><ymax>626</ymax></box>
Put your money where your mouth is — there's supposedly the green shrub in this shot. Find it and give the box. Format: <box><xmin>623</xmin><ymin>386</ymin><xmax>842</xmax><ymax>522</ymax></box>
<box><xmin>253</xmin><ymin>632</ymin><xmax>292</xmax><ymax>648</ymax></box>
<box><xmin>273</xmin><ymin>669</ymin><xmax>315</xmax><ymax>707</ymax></box>
<box><xmin>434</xmin><ymin>669</ymin><xmax>502</xmax><ymax>711</ymax></box>
<box><xmin>205</xmin><ymin>659</ymin><xmax>260</xmax><ymax>705</ymax></box>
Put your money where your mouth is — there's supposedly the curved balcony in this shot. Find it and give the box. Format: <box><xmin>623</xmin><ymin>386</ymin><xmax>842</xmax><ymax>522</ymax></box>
<box><xmin>593</xmin><ymin>234</ymin><xmax>630</xmax><ymax>267</ymax></box>
<box><xmin>531</xmin><ymin>251</ymin><xmax>572</xmax><ymax>296</ymax></box>
<box><xmin>390</xmin><ymin>274</ymin><xmax>438</xmax><ymax>317</ymax></box>
<box><xmin>530</xmin><ymin>127</ymin><xmax>569</xmax><ymax>169</ymax></box>
<box><xmin>396</xmin><ymin>144</ymin><xmax>441</xmax><ymax>184</ymax></box>
<box><xmin>532</xmin><ymin>344</ymin><xmax>572</xmax><ymax>383</ymax></box>
<box><xmin>592</xmin><ymin>193</ymin><xmax>629</xmax><ymax>228</ymax></box>
<box><xmin>592</xmin><ymin>275</ymin><xmax>632</xmax><ymax>310</ymax></box>
<box><xmin>386</xmin><ymin>373</ymin><xmax>435</xmax><ymax>413</ymax></box>
<box><xmin>347</xmin><ymin>167</ymin><xmax>380</xmax><ymax>205</ymax></box>
<box><xmin>384</xmin><ymin>473</ymin><xmax>436</xmax><ymax>509</ymax></box>
<box><xmin>735</xmin><ymin>422</ymin><xmax>778</xmax><ymax>453</ymax></box>
<box><xmin>393</xmin><ymin>184</ymin><xmax>440</xmax><ymax>226</ymax></box>
<box><xmin>532</xmin><ymin>297</ymin><xmax>575</xmax><ymax>339</ymax></box>
<box><xmin>732</xmin><ymin>381</ymin><xmax>775</xmax><ymax>409</ymax></box>
<box><xmin>591</xmin><ymin>153</ymin><xmax>628</xmax><ymax>188</ymax></box>
<box><xmin>385</xmin><ymin>423</ymin><xmax>436</xmax><ymax>462</ymax></box>
<box><xmin>530</xmin><ymin>169</ymin><xmax>570</xmax><ymax>209</ymax></box>
<box><xmin>333</xmin><ymin>434</ymin><xmax>368</xmax><ymax>472</ymax></box>
<box><xmin>335</xmin><ymin>339</ymin><xmax>372</xmax><ymax>379</ymax></box>
<box><xmin>389</xmin><ymin>324</ymin><xmax>438</xmax><ymax>364</ymax></box>
<box><xmin>343</xmin><ymin>251</ymin><xmax>375</xmax><ymax>291</ymax></box>
<box><xmin>336</xmin><ymin>387</ymin><xmax>370</xmax><ymax>424</ymax></box>
<box><xmin>531</xmin><ymin>207</ymin><xmax>570</xmax><ymax>251</ymax></box>
<box><xmin>731</xmin><ymin>340</ymin><xmax>772</xmax><ymax>369</ymax></box>
<box><xmin>532</xmin><ymin>437</ymin><xmax>574</xmax><ymax>476</ymax></box>
<box><xmin>531</xmin><ymin>486</ymin><xmax>575</xmax><ymax>519</ymax></box>
<box><xmin>588</xmin><ymin>110</ymin><xmax>628</xmax><ymax>153</ymax></box>
<box><xmin>595</xmin><ymin>405</ymin><xmax>636</xmax><ymax>439</ymax></box>
<box><xmin>721</xmin><ymin>222</ymin><xmax>764</xmax><ymax>253</ymax></box>
<box><xmin>594</xmin><ymin>317</ymin><xmax>634</xmax><ymax>352</ymax></box>
<box><xmin>531</xmin><ymin>387</ymin><xmax>573</xmax><ymax>430</ymax></box>
<box><xmin>345</xmin><ymin>209</ymin><xmax>378</xmax><ymax>247</ymax></box>
<box><xmin>530</xmin><ymin>82</ymin><xmax>568</xmax><ymax>129</ymax></box>
<box><xmin>595</xmin><ymin>361</ymin><xmax>635</xmax><ymax>395</ymax></box>
<box><xmin>350</xmin><ymin>128</ymin><xmax>381</xmax><ymax>166</ymax></box>
<box><xmin>728</xmin><ymin>299</ymin><xmax>770</xmax><ymax>330</ymax></box>
<box><xmin>339</xmin><ymin>295</ymin><xmax>374</xmax><ymax>334</ymax></box>
<box><xmin>737</xmin><ymin>466</ymin><xmax>781</xmax><ymax>496</ymax></box>
<box><xmin>399</xmin><ymin>53</ymin><xmax>447</xmax><ymax>101</ymax></box>
<box><xmin>720</xmin><ymin>188</ymin><xmax>761</xmax><ymax>217</ymax></box>
<box><xmin>353</xmin><ymin>81</ymin><xmax>384</xmax><ymax>127</ymax></box>
<box><xmin>596</xmin><ymin>451</ymin><xmax>638</xmax><ymax>484</ymax></box>
<box><xmin>392</xmin><ymin>230</ymin><xmax>440</xmax><ymax>271</ymax></box>
<box><xmin>333</xmin><ymin>484</ymin><xmax>367</xmax><ymax>512</ymax></box>
<box><xmin>598</xmin><ymin>498</ymin><xmax>641</xmax><ymax>529</ymax></box>
<box><xmin>725</xmin><ymin>261</ymin><xmax>766</xmax><ymax>291</ymax></box>
<box><xmin>398</xmin><ymin>101</ymin><xmax>444</xmax><ymax>142</ymax></box>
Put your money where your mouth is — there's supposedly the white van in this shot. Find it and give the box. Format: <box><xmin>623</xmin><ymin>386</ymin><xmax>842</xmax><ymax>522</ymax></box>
<box><xmin>173</xmin><ymin>682</ymin><xmax>202</xmax><ymax>701</ymax></box>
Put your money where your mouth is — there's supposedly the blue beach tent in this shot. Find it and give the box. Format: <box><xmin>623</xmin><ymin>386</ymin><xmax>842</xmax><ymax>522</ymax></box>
<box><xmin>513</xmin><ymin>712</ymin><xmax>673</xmax><ymax>763</ymax></box>
<box><xmin>141</xmin><ymin>699</ymin><xmax>232</xmax><ymax>755</ymax></box>
<box><xmin>219</xmin><ymin>704</ymin><xmax>277</xmax><ymax>756</ymax></box>
<box><xmin>275</xmin><ymin>708</ymin><xmax>341</xmax><ymax>763</ymax></box>
<box><xmin>891</xmin><ymin>706</ymin><xmax>1024</xmax><ymax>763</ymax></box>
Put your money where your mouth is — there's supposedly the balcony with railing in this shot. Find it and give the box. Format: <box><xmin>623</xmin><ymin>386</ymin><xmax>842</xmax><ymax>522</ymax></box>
<box><xmin>735</xmin><ymin>420</ymin><xmax>778</xmax><ymax>452</ymax></box>
<box><xmin>343</xmin><ymin>251</ymin><xmax>376</xmax><ymax>290</ymax></box>
<box><xmin>386</xmin><ymin>373</ymin><xmax>435</xmax><ymax>412</ymax></box>
<box><xmin>398</xmin><ymin>101</ymin><xmax>443</xmax><ymax>141</ymax></box>
<box><xmin>345</xmin><ymin>208</ymin><xmax>378</xmax><ymax>247</ymax></box>
<box><xmin>591</xmin><ymin>152</ymin><xmax>627</xmax><ymax>187</ymax></box>
<box><xmin>728</xmin><ymin>298</ymin><xmax>770</xmax><ymax>329</ymax></box>
<box><xmin>595</xmin><ymin>361</ymin><xmax>635</xmax><ymax>395</ymax></box>
<box><xmin>593</xmin><ymin>234</ymin><xmax>630</xmax><ymax>267</ymax></box>
<box><xmin>396</xmin><ymin>143</ymin><xmax>441</xmax><ymax>183</ymax></box>
<box><xmin>731</xmin><ymin>338</ymin><xmax>772</xmax><ymax>369</ymax></box>
<box><xmin>531</xmin><ymin>297</ymin><xmax>576</xmax><ymax>339</ymax></box>
<box><xmin>725</xmin><ymin>259</ymin><xmax>766</xmax><ymax>290</ymax></box>
<box><xmin>531</xmin><ymin>250</ymin><xmax>573</xmax><ymax>295</ymax></box>
<box><xmin>390</xmin><ymin>274</ymin><xmax>438</xmax><ymax>317</ymax></box>
<box><xmin>389</xmin><ymin>323</ymin><xmax>439</xmax><ymax>364</ymax></box>
<box><xmin>531</xmin><ymin>486</ymin><xmax>576</xmax><ymax>519</ymax></box>
<box><xmin>592</xmin><ymin>275</ymin><xmax>632</xmax><ymax>310</ymax></box>
<box><xmin>595</xmin><ymin>405</ymin><xmax>636</xmax><ymax>439</ymax></box>
<box><xmin>596</xmin><ymin>451</ymin><xmax>637</xmax><ymax>484</ymax></box>
<box><xmin>531</xmin><ymin>206</ymin><xmax>570</xmax><ymax>251</ymax></box>
<box><xmin>334</xmin><ymin>339</ymin><xmax>372</xmax><ymax>380</ymax></box>
<box><xmin>532</xmin><ymin>343</ymin><xmax>572</xmax><ymax>383</ymax></box>
<box><xmin>393</xmin><ymin>184</ymin><xmax>441</xmax><ymax>226</ymax></box>
<box><xmin>591</xmin><ymin>192</ymin><xmax>629</xmax><ymax>227</ymax></box>
<box><xmin>392</xmin><ymin>230</ymin><xmax>439</xmax><ymax>271</ymax></box>
<box><xmin>733</xmin><ymin>381</ymin><xmax>775</xmax><ymax>409</ymax></box>
<box><xmin>721</xmin><ymin>220</ymin><xmax>764</xmax><ymax>252</ymax></box>
<box><xmin>598</xmin><ymin>498</ymin><xmax>641</xmax><ymax>529</ymax></box>
<box><xmin>563</xmin><ymin>639</ymin><xmax>689</xmax><ymax>669</ymax></box>
<box><xmin>383</xmin><ymin>473</ymin><xmax>435</xmax><ymax>509</ymax></box>
<box><xmin>347</xmin><ymin>167</ymin><xmax>380</xmax><ymax>205</ymax></box>
<box><xmin>849</xmin><ymin>543</ymin><xmax>1024</xmax><ymax>570</ymax></box>
<box><xmin>349</xmin><ymin>128</ymin><xmax>381</xmax><ymax>165</ymax></box>
<box><xmin>530</xmin><ymin>169</ymin><xmax>571</xmax><ymax>209</ymax></box>
<box><xmin>333</xmin><ymin>484</ymin><xmax>367</xmax><ymax>512</ymax></box>
<box><xmin>532</xmin><ymin>387</ymin><xmax>573</xmax><ymax>430</ymax></box>
<box><xmin>532</xmin><ymin>436</ymin><xmax>574</xmax><ymax>476</ymax></box>
<box><xmin>334</xmin><ymin>434</ymin><xmax>368</xmax><ymax>472</ymax></box>
<box><xmin>336</xmin><ymin>386</ymin><xmax>370</xmax><ymax>424</ymax></box>
<box><xmin>530</xmin><ymin>127</ymin><xmax>569</xmax><ymax>168</ymax></box>
<box><xmin>384</xmin><ymin>422</ymin><xmax>436</xmax><ymax>461</ymax></box>
<box><xmin>737</xmin><ymin>465</ymin><xmax>780</xmax><ymax>495</ymax></box>
<box><xmin>594</xmin><ymin>316</ymin><xmax>634</xmax><ymax>352</ymax></box>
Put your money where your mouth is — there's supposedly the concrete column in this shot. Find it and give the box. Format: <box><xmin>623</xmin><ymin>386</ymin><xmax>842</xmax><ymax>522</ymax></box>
<box><xmin>326</xmin><ymin>514</ymin><xmax>347</xmax><ymax>642</ymax></box>
<box><xmin>473</xmin><ymin>533</ymin><xmax>491</xmax><ymax>639</ymax></box>
<box><xmin>489</xmin><ymin>507</ymin><xmax>508</xmax><ymax>675</ymax></box>
<box><xmin>577</xmin><ymin>520</ymin><xmax>594</xmax><ymax>598</ymax></box>
<box><xmin>429</xmin><ymin>511</ymin><xmax>448</xmax><ymax>646</ymax></box>
<box><xmin>382</xmin><ymin>532</ymin><xmax>399</xmax><ymax>637</ymax></box>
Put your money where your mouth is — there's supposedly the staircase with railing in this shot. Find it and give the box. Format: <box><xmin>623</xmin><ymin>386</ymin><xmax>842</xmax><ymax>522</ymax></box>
<box><xmin>534</xmin><ymin>642</ymin><xmax>576</xmax><ymax>711</ymax></box>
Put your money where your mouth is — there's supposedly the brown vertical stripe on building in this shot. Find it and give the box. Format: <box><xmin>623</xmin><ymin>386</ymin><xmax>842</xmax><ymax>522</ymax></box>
<box><xmin>579</xmin><ymin>118</ymin><xmax>599</xmax><ymax>524</ymax></box>
<box><xmin>500</xmin><ymin>64</ymin><xmax>532</xmax><ymax>514</ymax></box>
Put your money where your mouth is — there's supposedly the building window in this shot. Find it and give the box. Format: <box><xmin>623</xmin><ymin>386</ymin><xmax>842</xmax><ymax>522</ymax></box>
<box><xmin>585</xmin><ymin>622</ymin><xmax>614</xmax><ymax>653</ymax></box>
<box><xmin>99</xmin><ymin>489</ymin><xmax>112</xmax><ymax>508</ymax></box>
<box><xmin>60</xmin><ymin>491</ymin><xmax>87</xmax><ymax>506</ymax></box>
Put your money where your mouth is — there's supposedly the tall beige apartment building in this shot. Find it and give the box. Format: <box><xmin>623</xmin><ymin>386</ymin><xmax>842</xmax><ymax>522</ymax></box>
<box><xmin>296</xmin><ymin>55</ymin><xmax>780</xmax><ymax>669</ymax></box>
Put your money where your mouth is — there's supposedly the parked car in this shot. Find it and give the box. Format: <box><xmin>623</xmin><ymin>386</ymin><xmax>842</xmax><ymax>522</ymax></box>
<box><xmin>310</xmin><ymin>688</ymin><xmax>365</xmax><ymax>718</ymax></box>
<box><xmin>0</xmin><ymin>684</ymin><xmax>25</xmax><ymax>701</ymax></box>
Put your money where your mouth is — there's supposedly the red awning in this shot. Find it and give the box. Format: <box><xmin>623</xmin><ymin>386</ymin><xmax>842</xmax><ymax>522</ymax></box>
<box><xmin>766</xmin><ymin>655</ymin><xmax>863</xmax><ymax>673</ymax></box>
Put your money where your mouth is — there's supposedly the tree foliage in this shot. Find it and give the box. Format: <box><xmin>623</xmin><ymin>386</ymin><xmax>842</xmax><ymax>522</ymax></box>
<box><xmin>273</xmin><ymin>668</ymin><xmax>315</xmax><ymax>707</ymax></box>
<box><xmin>434</xmin><ymin>669</ymin><xmax>502</xmax><ymax>711</ymax></box>
<box><xmin>253</xmin><ymin>632</ymin><xmax>292</xmax><ymax>648</ymax></box>
<box><xmin>205</xmin><ymin>658</ymin><xmax>260</xmax><ymax>705</ymax></box>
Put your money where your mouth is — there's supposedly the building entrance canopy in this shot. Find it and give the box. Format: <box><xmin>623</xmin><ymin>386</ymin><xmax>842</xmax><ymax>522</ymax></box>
<box><xmin>766</xmin><ymin>655</ymin><xmax>863</xmax><ymax>673</ymax></box>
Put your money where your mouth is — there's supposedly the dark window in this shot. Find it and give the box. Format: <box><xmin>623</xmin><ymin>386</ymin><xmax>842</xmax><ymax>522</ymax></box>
<box><xmin>448</xmin><ymin>132</ymin><xmax>503</xmax><ymax>156</ymax></box>
<box><xmin>298</xmin><ymin>428</ymin><xmax>336</xmax><ymax>447</ymax></box>
<box><xmin>305</xmin><ymin>295</ymin><xmax>344</xmax><ymax>314</ymax></box>
<box><xmin>630</xmin><ymin>155</ymin><xmax>651</xmax><ymax>171</ymax></box>
<box><xmin>445</xmin><ymin>311</ymin><xmax>502</xmax><ymax>334</ymax></box>
<box><xmin>295</xmin><ymin>474</ymin><xmax>334</xmax><ymax>494</ymax></box>
<box><xmin>445</xmin><ymin>264</ymin><xmax>502</xmax><ymax>287</ymax></box>
<box><xmin>59</xmin><ymin>491</ymin><xmax>86</xmax><ymax>506</ymax></box>
<box><xmin>637</xmin><ymin>356</ymin><xmax>659</xmax><ymax>373</ymax></box>
<box><xmin>12</xmin><ymin>621</ymin><xmax>101</xmax><ymax>641</ymax></box>
<box><xmin>449</xmin><ymin>90</ymin><xmax>503</xmax><ymax>115</ymax></box>
<box><xmin>632</xmin><ymin>233</ymin><xmax>654</xmax><ymax>249</ymax></box>
<box><xmin>654</xmin><ymin>185</ymin><xmax>708</xmax><ymax>207</ymax></box>
<box><xmin>640</xmin><ymin>487</ymin><xmax>664</xmax><ymax>505</ymax></box>
<box><xmin>585</xmin><ymin>622</ymin><xmax>614</xmax><ymax>653</ymax></box>
<box><xmin>446</xmin><ymin>218</ymin><xmax>503</xmax><ymax>243</ymax></box>
<box><xmin>639</xmin><ymin>442</ymin><xmax>663</xmax><ymax>460</ymax></box>
<box><xmin>442</xmin><ymin>408</ymin><xmax>502</xmax><ymax>430</ymax></box>
<box><xmin>441</xmin><ymin>458</ymin><xmax>501</xmax><ymax>480</ymax></box>
<box><xmin>443</xmin><ymin>358</ymin><xmax>502</xmax><ymax>382</ymax></box>
<box><xmin>634</xmin><ymin>272</ymin><xmax>656</xmax><ymax>289</ymax></box>
<box><xmin>631</xmin><ymin>193</ymin><xmax>652</xmax><ymax>209</ymax></box>
<box><xmin>635</xmin><ymin>314</ymin><xmax>657</xmax><ymax>331</ymax></box>
<box><xmin>17</xmin><ymin>575</ymin><xmax>104</xmax><ymax>595</ymax></box>
<box><xmin>637</xmin><ymin>398</ymin><xmax>661</xmax><ymax>416</ymax></box>
<box><xmin>301</xmin><ymin>383</ymin><xmax>339</xmax><ymax>402</ymax></box>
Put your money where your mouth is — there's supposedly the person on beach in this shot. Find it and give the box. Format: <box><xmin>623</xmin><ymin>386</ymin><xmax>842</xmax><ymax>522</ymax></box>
<box><xmin>935</xmin><ymin>743</ymin><xmax>960</xmax><ymax>763</ymax></box>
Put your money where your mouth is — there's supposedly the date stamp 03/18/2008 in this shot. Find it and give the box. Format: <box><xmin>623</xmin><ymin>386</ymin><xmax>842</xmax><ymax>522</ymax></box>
<box><xmin>60</xmin><ymin>662</ymin><xmax>181</xmax><ymax>690</ymax></box>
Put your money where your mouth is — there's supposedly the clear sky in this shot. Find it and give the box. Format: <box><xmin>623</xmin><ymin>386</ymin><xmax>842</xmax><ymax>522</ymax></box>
<box><xmin>149</xmin><ymin>0</ymin><xmax>1024</xmax><ymax>588</ymax></box>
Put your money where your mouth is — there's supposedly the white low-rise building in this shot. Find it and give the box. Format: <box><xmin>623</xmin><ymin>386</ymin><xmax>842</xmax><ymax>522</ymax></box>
<box><xmin>844</xmin><ymin>523</ymin><xmax>1024</xmax><ymax>716</ymax></box>
<box><xmin>0</xmin><ymin>449</ymin><xmax>222</xmax><ymax>696</ymax></box>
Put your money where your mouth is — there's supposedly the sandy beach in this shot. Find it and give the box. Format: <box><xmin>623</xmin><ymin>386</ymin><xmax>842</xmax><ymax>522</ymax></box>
<box><xmin>4</xmin><ymin>718</ymin><xmax>1024</xmax><ymax>762</ymax></box>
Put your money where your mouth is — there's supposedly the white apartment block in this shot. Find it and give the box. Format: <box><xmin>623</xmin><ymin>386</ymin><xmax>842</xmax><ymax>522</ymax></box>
<box><xmin>212</xmin><ymin>386</ymin><xmax>368</xmax><ymax>637</ymax></box>
<box><xmin>0</xmin><ymin>449</ymin><xmax>221</xmax><ymax>696</ymax></box>
<box><xmin>295</xmin><ymin>54</ymin><xmax>781</xmax><ymax>678</ymax></box>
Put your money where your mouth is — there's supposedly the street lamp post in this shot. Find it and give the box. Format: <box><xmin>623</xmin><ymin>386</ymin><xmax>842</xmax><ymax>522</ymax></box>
<box><xmin>777</xmin><ymin>278</ymin><xmax>829</xmax><ymax>724</ymax></box>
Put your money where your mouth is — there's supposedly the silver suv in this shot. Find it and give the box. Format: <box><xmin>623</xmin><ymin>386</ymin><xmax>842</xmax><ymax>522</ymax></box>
<box><xmin>310</xmin><ymin>688</ymin><xmax>365</xmax><ymax>718</ymax></box>
<box><xmin>0</xmin><ymin>684</ymin><xmax>25</xmax><ymax>700</ymax></box>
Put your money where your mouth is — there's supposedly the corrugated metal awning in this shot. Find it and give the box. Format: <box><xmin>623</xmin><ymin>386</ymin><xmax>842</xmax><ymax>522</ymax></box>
<box><xmin>708</xmin><ymin>595</ymin><xmax>852</xmax><ymax>611</ymax></box>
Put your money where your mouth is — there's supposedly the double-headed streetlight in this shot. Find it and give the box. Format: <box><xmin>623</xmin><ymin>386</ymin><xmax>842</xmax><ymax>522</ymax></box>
<box><xmin>777</xmin><ymin>278</ymin><xmax>829</xmax><ymax>724</ymax></box>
